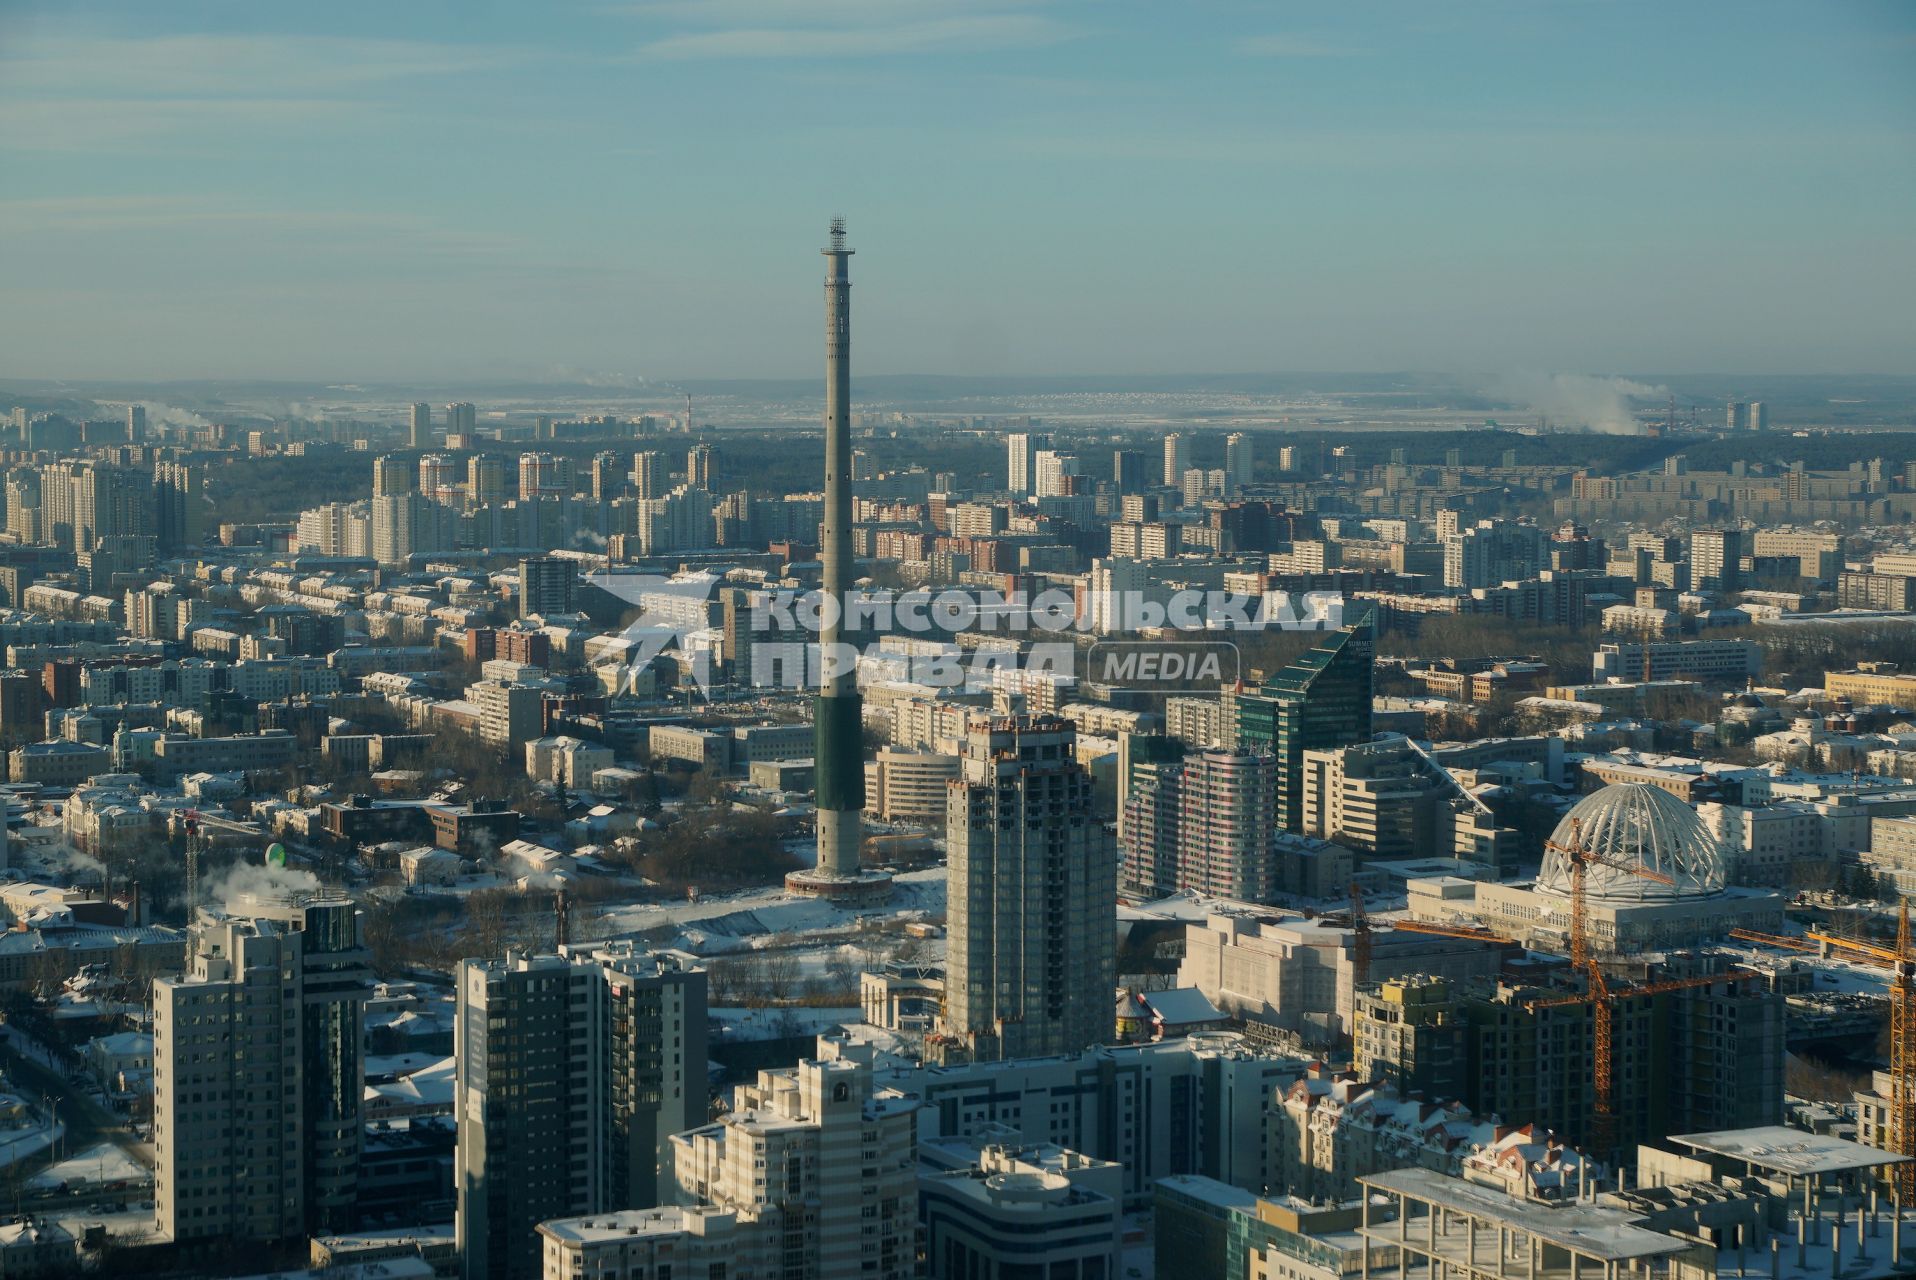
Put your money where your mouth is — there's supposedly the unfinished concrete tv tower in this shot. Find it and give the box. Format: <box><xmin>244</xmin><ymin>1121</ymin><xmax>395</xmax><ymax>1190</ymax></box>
<box><xmin>787</xmin><ymin>219</ymin><xmax>892</xmax><ymax>903</ymax></box>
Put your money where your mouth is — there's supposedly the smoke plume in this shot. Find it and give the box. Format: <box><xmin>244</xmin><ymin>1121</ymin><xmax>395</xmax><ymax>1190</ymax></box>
<box><xmin>210</xmin><ymin>860</ymin><xmax>321</xmax><ymax>914</ymax></box>
<box><xmin>1488</xmin><ymin>372</ymin><xmax>1665</xmax><ymax>436</ymax></box>
<box><xmin>133</xmin><ymin>401</ymin><xmax>213</xmax><ymax>430</ymax></box>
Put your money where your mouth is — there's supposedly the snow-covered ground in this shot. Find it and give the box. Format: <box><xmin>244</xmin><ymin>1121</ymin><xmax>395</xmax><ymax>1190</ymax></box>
<box><xmin>0</xmin><ymin>1116</ymin><xmax>60</xmax><ymax>1170</ymax></box>
<box><xmin>591</xmin><ymin>867</ymin><xmax>946</xmax><ymax>956</ymax></box>
<box><xmin>29</xmin><ymin>1143</ymin><xmax>148</xmax><ymax>1190</ymax></box>
<box><xmin>710</xmin><ymin>1007</ymin><xmax>864</xmax><ymax>1041</ymax></box>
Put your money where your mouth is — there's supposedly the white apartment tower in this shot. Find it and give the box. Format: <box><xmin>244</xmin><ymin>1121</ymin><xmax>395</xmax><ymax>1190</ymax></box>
<box><xmin>153</xmin><ymin>897</ymin><xmax>372</xmax><ymax>1244</ymax></box>
<box><xmin>944</xmin><ymin>715</ymin><xmax>1116</xmax><ymax>1062</ymax></box>
<box><xmin>418</xmin><ymin>452</ymin><xmax>457</xmax><ymax>503</ymax></box>
<box><xmin>632</xmin><ymin>450</ymin><xmax>664</xmax><ymax>500</ymax></box>
<box><xmin>1033</xmin><ymin>448</ymin><xmax>1081</xmax><ymax>498</ymax></box>
<box><xmin>669</xmin><ymin>1037</ymin><xmax>919</xmax><ymax>1280</ymax></box>
<box><xmin>687</xmin><ymin>442</ymin><xmax>717</xmax><ymax>491</ymax></box>
<box><xmin>518</xmin><ymin>451</ymin><xmax>570</xmax><ymax>499</ymax></box>
<box><xmin>1163</xmin><ymin>432</ymin><xmax>1190</xmax><ymax>488</ymax></box>
<box><xmin>1007</xmin><ymin>431</ymin><xmax>1047</xmax><ymax>497</ymax></box>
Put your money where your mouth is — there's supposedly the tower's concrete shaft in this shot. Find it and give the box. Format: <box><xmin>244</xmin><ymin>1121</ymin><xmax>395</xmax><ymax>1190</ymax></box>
<box><xmin>814</xmin><ymin>220</ymin><xmax>864</xmax><ymax>879</ymax></box>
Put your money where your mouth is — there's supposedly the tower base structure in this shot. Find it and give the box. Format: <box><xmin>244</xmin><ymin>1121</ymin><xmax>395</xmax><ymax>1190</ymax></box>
<box><xmin>784</xmin><ymin>866</ymin><xmax>894</xmax><ymax>904</ymax></box>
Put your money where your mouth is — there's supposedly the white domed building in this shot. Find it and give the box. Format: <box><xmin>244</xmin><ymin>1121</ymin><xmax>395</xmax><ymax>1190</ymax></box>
<box><xmin>1411</xmin><ymin>783</ymin><xmax>1784</xmax><ymax>956</ymax></box>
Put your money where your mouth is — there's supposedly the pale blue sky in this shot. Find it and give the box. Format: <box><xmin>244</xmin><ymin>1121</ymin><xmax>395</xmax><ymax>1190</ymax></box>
<box><xmin>1</xmin><ymin>1</ymin><xmax>1912</xmax><ymax>381</ymax></box>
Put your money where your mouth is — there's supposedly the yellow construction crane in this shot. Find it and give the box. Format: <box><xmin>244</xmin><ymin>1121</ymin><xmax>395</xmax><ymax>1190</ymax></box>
<box><xmin>1802</xmin><ymin>905</ymin><xmax>1916</xmax><ymax>1198</ymax></box>
<box><xmin>1530</xmin><ymin>817</ymin><xmax>1681</xmax><ymax>1162</ymax></box>
<box><xmin>1391</xmin><ymin>920</ymin><xmax>1515</xmax><ymax>945</ymax></box>
<box><xmin>1349</xmin><ymin>881</ymin><xmax>1371</xmax><ymax>986</ymax></box>
<box><xmin>1727</xmin><ymin>927</ymin><xmax>1817</xmax><ymax>952</ymax></box>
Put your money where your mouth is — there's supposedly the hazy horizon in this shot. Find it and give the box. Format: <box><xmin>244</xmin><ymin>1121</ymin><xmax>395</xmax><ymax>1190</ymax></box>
<box><xmin>3</xmin><ymin>1</ymin><xmax>1914</xmax><ymax>382</ymax></box>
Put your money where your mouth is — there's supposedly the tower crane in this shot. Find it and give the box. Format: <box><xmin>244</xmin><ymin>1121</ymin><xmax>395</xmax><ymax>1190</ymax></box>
<box><xmin>1391</xmin><ymin>920</ymin><xmax>1514</xmax><ymax>945</ymax></box>
<box><xmin>179</xmin><ymin>808</ymin><xmax>263</xmax><ymax>920</ymax></box>
<box><xmin>1526</xmin><ymin>817</ymin><xmax>1697</xmax><ymax>1163</ymax></box>
<box><xmin>1349</xmin><ymin>881</ymin><xmax>1371</xmax><ymax>987</ymax></box>
<box><xmin>1800</xmin><ymin>906</ymin><xmax>1916</xmax><ymax>1199</ymax></box>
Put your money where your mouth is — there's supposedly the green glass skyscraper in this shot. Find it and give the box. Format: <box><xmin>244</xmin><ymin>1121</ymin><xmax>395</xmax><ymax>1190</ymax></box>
<box><xmin>1236</xmin><ymin>611</ymin><xmax>1375</xmax><ymax>833</ymax></box>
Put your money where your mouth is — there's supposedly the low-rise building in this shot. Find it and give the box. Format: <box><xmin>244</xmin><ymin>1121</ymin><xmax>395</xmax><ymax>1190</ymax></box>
<box><xmin>865</xmin><ymin>748</ymin><xmax>959</xmax><ymax>823</ymax></box>
<box><xmin>538</xmin><ymin>1206</ymin><xmax>747</xmax><ymax>1280</ymax></box>
<box><xmin>918</xmin><ymin>1136</ymin><xmax>1121</xmax><ymax>1280</ymax></box>
<box><xmin>1178</xmin><ymin>912</ymin><xmax>1507</xmax><ymax>1046</ymax></box>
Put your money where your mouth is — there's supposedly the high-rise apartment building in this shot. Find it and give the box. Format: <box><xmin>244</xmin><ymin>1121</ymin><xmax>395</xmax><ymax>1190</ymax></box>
<box><xmin>519</xmin><ymin>555</ymin><xmax>574</xmax><ymax>619</ymax></box>
<box><xmin>370</xmin><ymin>492</ymin><xmax>457</xmax><ymax>567</ymax></box>
<box><xmin>1033</xmin><ymin>449</ymin><xmax>1080</xmax><ymax>498</ymax></box>
<box><xmin>154</xmin><ymin>898</ymin><xmax>372</xmax><ymax>1244</ymax></box>
<box><xmin>39</xmin><ymin>461</ymin><xmax>155</xmax><ymax>554</ymax></box>
<box><xmin>126</xmin><ymin>404</ymin><xmax>146</xmax><ymax>442</ymax></box>
<box><xmin>1163</xmin><ymin>432</ymin><xmax>1190</xmax><ymax>488</ymax></box>
<box><xmin>1112</xmin><ymin>449</ymin><xmax>1144</xmax><ymax>493</ymax></box>
<box><xmin>409</xmin><ymin>402</ymin><xmax>431</xmax><ymax>448</ymax></box>
<box><xmin>686</xmin><ymin>442</ymin><xmax>717</xmax><ymax>491</ymax></box>
<box><xmin>594</xmin><ymin>943</ymin><xmax>710</xmax><ymax>1210</ymax></box>
<box><xmin>1236</xmin><ymin>613</ymin><xmax>1374</xmax><ymax>834</ymax></box>
<box><xmin>1442</xmin><ymin>518</ymin><xmax>1548</xmax><ymax>589</ymax></box>
<box><xmin>632</xmin><ymin>450</ymin><xmax>664</xmax><ymax>500</ymax></box>
<box><xmin>943</xmin><ymin>715</ymin><xmax>1114</xmax><ymax>1062</ymax></box>
<box><xmin>1182</xmin><ymin>467</ymin><xmax>1224</xmax><ymax>506</ymax></box>
<box><xmin>1007</xmin><ymin>432</ymin><xmax>1047</xmax><ymax>497</ymax></box>
<box><xmin>371</xmin><ymin>454</ymin><xmax>414</xmax><ymax>497</ymax></box>
<box><xmin>669</xmin><ymin>1038</ymin><xmax>919</xmax><ymax>1280</ymax></box>
<box><xmin>633</xmin><ymin>487</ymin><xmax>718</xmax><ymax>556</ymax></box>
<box><xmin>457</xmin><ymin>952</ymin><xmax>608</xmax><ymax>1280</ymax></box>
<box><xmin>456</xmin><ymin>946</ymin><xmax>707</xmax><ymax>1280</ymax></box>
<box><xmin>518</xmin><ymin>452</ymin><xmax>570</xmax><ymax>499</ymax></box>
<box><xmin>1749</xmin><ymin>401</ymin><xmax>1769</xmax><ymax>431</ymax></box>
<box><xmin>588</xmin><ymin>451</ymin><xmax>625</xmax><ymax>501</ymax></box>
<box><xmin>466</xmin><ymin>454</ymin><xmax>507</xmax><ymax>508</ymax></box>
<box><xmin>40</xmin><ymin>461</ymin><xmax>78</xmax><ymax>549</ymax></box>
<box><xmin>3</xmin><ymin>471</ymin><xmax>39</xmax><ymax>544</ymax></box>
<box><xmin>1301</xmin><ymin>735</ymin><xmax>1511</xmax><ymax>870</ymax></box>
<box><xmin>153</xmin><ymin>461</ymin><xmax>203</xmax><ymax>551</ymax></box>
<box><xmin>1120</xmin><ymin>750</ymin><xmax>1277</xmax><ymax>901</ymax></box>
<box><xmin>1108</xmin><ymin>520</ymin><xmax>1179</xmax><ymax>560</ymax></box>
<box><xmin>1751</xmin><ymin>529</ymin><xmax>1839</xmax><ymax>581</ymax></box>
<box><xmin>418</xmin><ymin>453</ymin><xmax>458</xmax><ymax>503</ymax></box>
<box><xmin>1225</xmin><ymin>432</ymin><xmax>1253</xmax><ymax>493</ymax></box>
<box><xmin>1727</xmin><ymin>400</ymin><xmax>1750</xmax><ymax>431</ymax></box>
<box><xmin>1691</xmin><ymin>528</ymin><xmax>1744</xmax><ymax>593</ymax></box>
<box><xmin>445</xmin><ymin>401</ymin><xmax>477</xmax><ymax>438</ymax></box>
<box><xmin>1356</xmin><ymin>967</ymin><xmax>1782</xmax><ymax>1163</ymax></box>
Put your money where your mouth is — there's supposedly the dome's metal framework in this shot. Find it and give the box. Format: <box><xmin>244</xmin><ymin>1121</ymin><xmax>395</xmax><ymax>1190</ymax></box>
<box><xmin>1535</xmin><ymin>783</ymin><xmax>1725</xmax><ymax>901</ymax></box>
